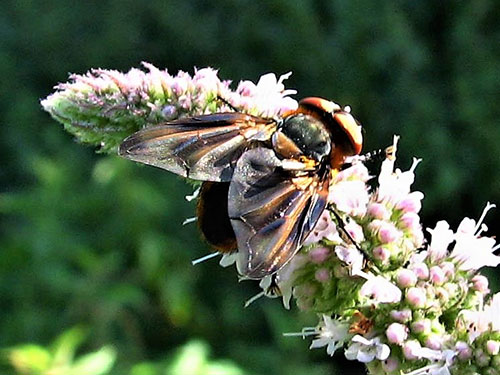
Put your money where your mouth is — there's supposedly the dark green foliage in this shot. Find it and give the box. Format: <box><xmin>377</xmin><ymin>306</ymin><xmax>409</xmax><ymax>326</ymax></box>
<box><xmin>0</xmin><ymin>1</ymin><xmax>498</xmax><ymax>374</ymax></box>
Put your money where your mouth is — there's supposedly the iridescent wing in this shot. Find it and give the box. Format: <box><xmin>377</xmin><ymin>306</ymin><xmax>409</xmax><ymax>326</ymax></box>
<box><xmin>119</xmin><ymin>113</ymin><xmax>276</xmax><ymax>182</ymax></box>
<box><xmin>228</xmin><ymin>148</ymin><xmax>330</xmax><ymax>278</ymax></box>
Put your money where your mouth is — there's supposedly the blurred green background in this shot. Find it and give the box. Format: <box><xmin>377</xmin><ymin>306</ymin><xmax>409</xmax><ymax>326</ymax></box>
<box><xmin>1</xmin><ymin>1</ymin><xmax>499</xmax><ymax>374</ymax></box>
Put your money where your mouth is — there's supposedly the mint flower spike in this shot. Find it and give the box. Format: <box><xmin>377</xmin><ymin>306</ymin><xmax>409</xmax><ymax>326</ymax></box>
<box><xmin>41</xmin><ymin>64</ymin><xmax>298</xmax><ymax>153</ymax></box>
<box><xmin>244</xmin><ymin>133</ymin><xmax>498</xmax><ymax>375</ymax></box>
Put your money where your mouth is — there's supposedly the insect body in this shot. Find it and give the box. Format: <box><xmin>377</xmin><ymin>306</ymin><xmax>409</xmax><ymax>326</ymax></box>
<box><xmin>119</xmin><ymin>97</ymin><xmax>362</xmax><ymax>279</ymax></box>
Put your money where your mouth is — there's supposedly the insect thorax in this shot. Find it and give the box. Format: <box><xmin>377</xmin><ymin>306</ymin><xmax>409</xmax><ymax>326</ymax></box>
<box><xmin>277</xmin><ymin>114</ymin><xmax>332</xmax><ymax>162</ymax></box>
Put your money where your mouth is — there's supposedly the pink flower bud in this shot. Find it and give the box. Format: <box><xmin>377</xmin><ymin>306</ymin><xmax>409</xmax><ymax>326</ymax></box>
<box><xmin>333</xmin><ymin>264</ymin><xmax>347</xmax><ymax>278</ymax></box>
<box><xmin>456</xmin><ymin>341</ymin><xmax>472</xmax><ymax>360</ymax></box>
<box><xmin>430</xmin><ymin>266</ymin><xmax>446</xmax><ymax>285</ymax></box>
<box><xmin>373</xmin><ymin>246</ymin><xmax>391</xmax><ymax>262</ymax></box>
<box><xmin>236</xmin><ymin>80</ymin><xmax>257</xmax><ymax>96</ymax></box>
<box><xmin>475</xmin><ymin>348</ymin><xmax>490</xmax><ymax>367</ymax></box>
<box><xmin>345</xmin><ymin>220</ymin><xmax>364</xmax><ymax>242</ymax></box>
<box><xmin>315</xmin><ymin>268</ymin><xmax>331</xmax><ymax>283</ymax></box>
<box><xmin>425</xmin><ymin>334</ymin><xmax>442</xmax><ymax>350</ymax></box>
<box><xmin>399</xmin><ymin>212</ymin><xmax>421</xmax><ymax>232</ymax></box>
<box><xmin>396</xmin><ymin>191</ymin><xmax>424</xmax><ymax>213</ymax></box>
<box><xmin>411</xmin><ymin>262</ymin><xmax>429</xmax><ymax>280</ymax></box>
<box><xmin>472</xmin><ymin>274</ymin><xmax>490</xmax><ymax>294</ymax></box>
<box><xmin>367</xmin><ymin>203</ymin><xmax>390</xmax><ymax>220</ymax></box>
<box><xmin>367</xmin><ymin>219</ymin><xmax>383</xmax><ymax>235</ymax></box>
<box><xmin>309</xmin><ymin>246</ymin><xmax>330</xmax><ymax>264</ymax></box>
<box><xmin>486</xmin><ymin>340</ymin><xmax>500</xmax><ymax>355</ymax></box>
<box><xmin>386</xmin><ymin>323</ymin><xmax>408</xmax><ymax>344</ymax></box>
<box><xmin>406</xmin><ymin>287</ymin><xmax>427</xmax><ymax>308</ymax></box>
<box><xmin>382</xmin><ymin>357</ymin><xmax>399</xmax><ymax>372</ymax></box>
<box><xmin>440</xmin><ymin>262</ymin><xmax>455</xmax><ymax>278</ymax></box>
<box><xmin>403</xmin><ymin>340</ymin><xmax>422</xmax><ymax>360</ymax></box>
<box><xmin>435</xmin><ymin>286</ymin><xmax>450</xmax><ymax>304</ymax></box>
<box><xmin>378</xmin><ymin>222</ymin><xmax>402</xmax><ymax>244</ymax></box>
<box><xmin>390</xmin><ymin>309</ymin><xmax>412</xmax><ymax>323</ymax></box>
<box><xmin>411</xmin><ymin>319</ymin><xmax>431</xmax><ymax>334</ymax></box>
<box><xmin>396</xmin><ymin>269</ymin><xmax>417</xmax><ymax>288</ymax></box>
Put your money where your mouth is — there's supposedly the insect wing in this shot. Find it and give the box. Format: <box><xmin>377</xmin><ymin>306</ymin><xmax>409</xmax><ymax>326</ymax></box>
<box><xmin>119</xmin><ymin>113</ymin><xmax>276</xmax><ymax>182</ymax></box>
<box><xmin>228</xmin><ymin>148</ymin><xmax>329</xmax><ymax>278</ymax></box>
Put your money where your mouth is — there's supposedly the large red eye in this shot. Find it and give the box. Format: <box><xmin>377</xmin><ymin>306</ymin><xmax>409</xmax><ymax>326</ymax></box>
<box><xmin>333</xmin><ymin>112</ymin><xmax>363</xmax><ymax>155</ymax></box>
<box><xmin>298</xmin><ymin>97</ymin><xmax>363</xmax><ymax>156</ymax></box>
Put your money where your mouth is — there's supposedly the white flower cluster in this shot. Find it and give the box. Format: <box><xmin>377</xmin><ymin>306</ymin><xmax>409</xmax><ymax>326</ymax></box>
<box><xmin>258</xmin><ymin>138</ymin><xmax>500</xmax><ymax>375</ymax></box>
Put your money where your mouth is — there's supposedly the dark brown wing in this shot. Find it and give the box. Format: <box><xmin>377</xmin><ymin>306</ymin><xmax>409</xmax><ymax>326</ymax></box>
<box><xmin>119</xmin><ymin>113</ymin><xmax>276</xmax><ymax>182</ymax></box>
<box><xmin>228</xmin><ymin>148</ymin><xmax>330</xmax><ymax>278</ymax></box>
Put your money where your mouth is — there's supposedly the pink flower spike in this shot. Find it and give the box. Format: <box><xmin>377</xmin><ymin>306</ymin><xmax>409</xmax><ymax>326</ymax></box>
<box><xmin>386</xmin><ymin>323</ymin><xmax>408</xmax><ymax>344</ymax></box>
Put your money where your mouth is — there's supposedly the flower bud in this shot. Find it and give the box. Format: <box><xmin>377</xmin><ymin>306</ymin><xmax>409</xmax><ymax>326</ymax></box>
<box><xmin>315</xmin><ymin>268</ymin><xmax>331</xmax><ymax>283</ymax></box>
<box><xmin>456</xmin><ymin>341</ymin><xmax>472</xmax><ymax>360</ymax></box>
<box><xmin>411</xmin><ymin>262</ymin><xmax>429</xmax><ymax>280</ymax></box>
<box><xmin>399</xmin><ymin>212</ymin><xmax>420</xmax><ymax>233</ymax></box>
<box><xmin>395</xmin><ymin>191</ymin><xmax>424</xmax><ymax>213</ymax></box>
<box><xmin>396</xmin><ymin>269</ymin><xmax>417</xmax><ymax>288</ymax></box>
<box><xmin>390</xmin><ymin>309</ymin><xmax>412</xmax><ymax>323</ymax></box>
<box><xmin>378</xmin><ymin>222</ymin><xmax>402</xmax><ymax>244</ymax></box>
<box><xmin>475</xmin><ymin>348</ymin><xmax>490</xmax><ymax>367</ymax></box>
<box><xmin>486</xmin><ymin>340</ymin><xmax>500</xmax><ymax>356</ymax></box>
<box><xmin>367</xmin><ymin>203</ymin><xmax>390</xmax><ymax>220</ymax></box>
<box><xmin>472</xmin><ymin>274</ymin><xmax>490</xmax><ymax>294</ymax></box>
<box><xmin>309</xmin><ymin>246</ymin><xmax>330</xmax><ymax>264</ymax></box>
<box><xmin>430</xmin><ymin>266</ymin><xmax>446</xmax><ymax>285</ymax></box>
<box><xmin>440</xmin><ymin>262</ymin><xmax>455</xmax><ymax>278</ymax></box>
<box><xmin>406</xmin><ymin>287</ymin><xmax>427</xmax><ymax>308</ymax></box>
<box><xmin>381</xmin><ymin>357</ymin><xmax>399</xmax><ymax>373</ymax></box>
<box><xmin>403</xmin><ymin>340</ymin><xmax>422</xmax><ymax>360</ymax></box>
<box><xmin>345</xmin><ymin>220</ymin><xmax>364</xmax><ymax>242</ymax></box>
<box><xmin>373</xmin><ymin>246</ymin><xmax>391</xmax><ymax>263</ymax></box>
<box><xmin>386</xmin><ymin>323</ymin><xmax>408</xmax><ymax>344</ymax></box>
<box><xmin>411</xmin><ymin>319</ymin><xmax>431</xmax><ymax>334</ymax></box>
<box><xmin>424</xmin><ymin>334</ymin><xmax>442</xmax><ymax>350</ymax></box>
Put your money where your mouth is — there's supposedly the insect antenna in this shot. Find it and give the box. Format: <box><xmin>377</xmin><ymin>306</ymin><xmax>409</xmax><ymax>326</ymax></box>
<box><xmin>330</xmin><ymin>208</ymin><xmax>369</xmax><ymax>259</ymax></box>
